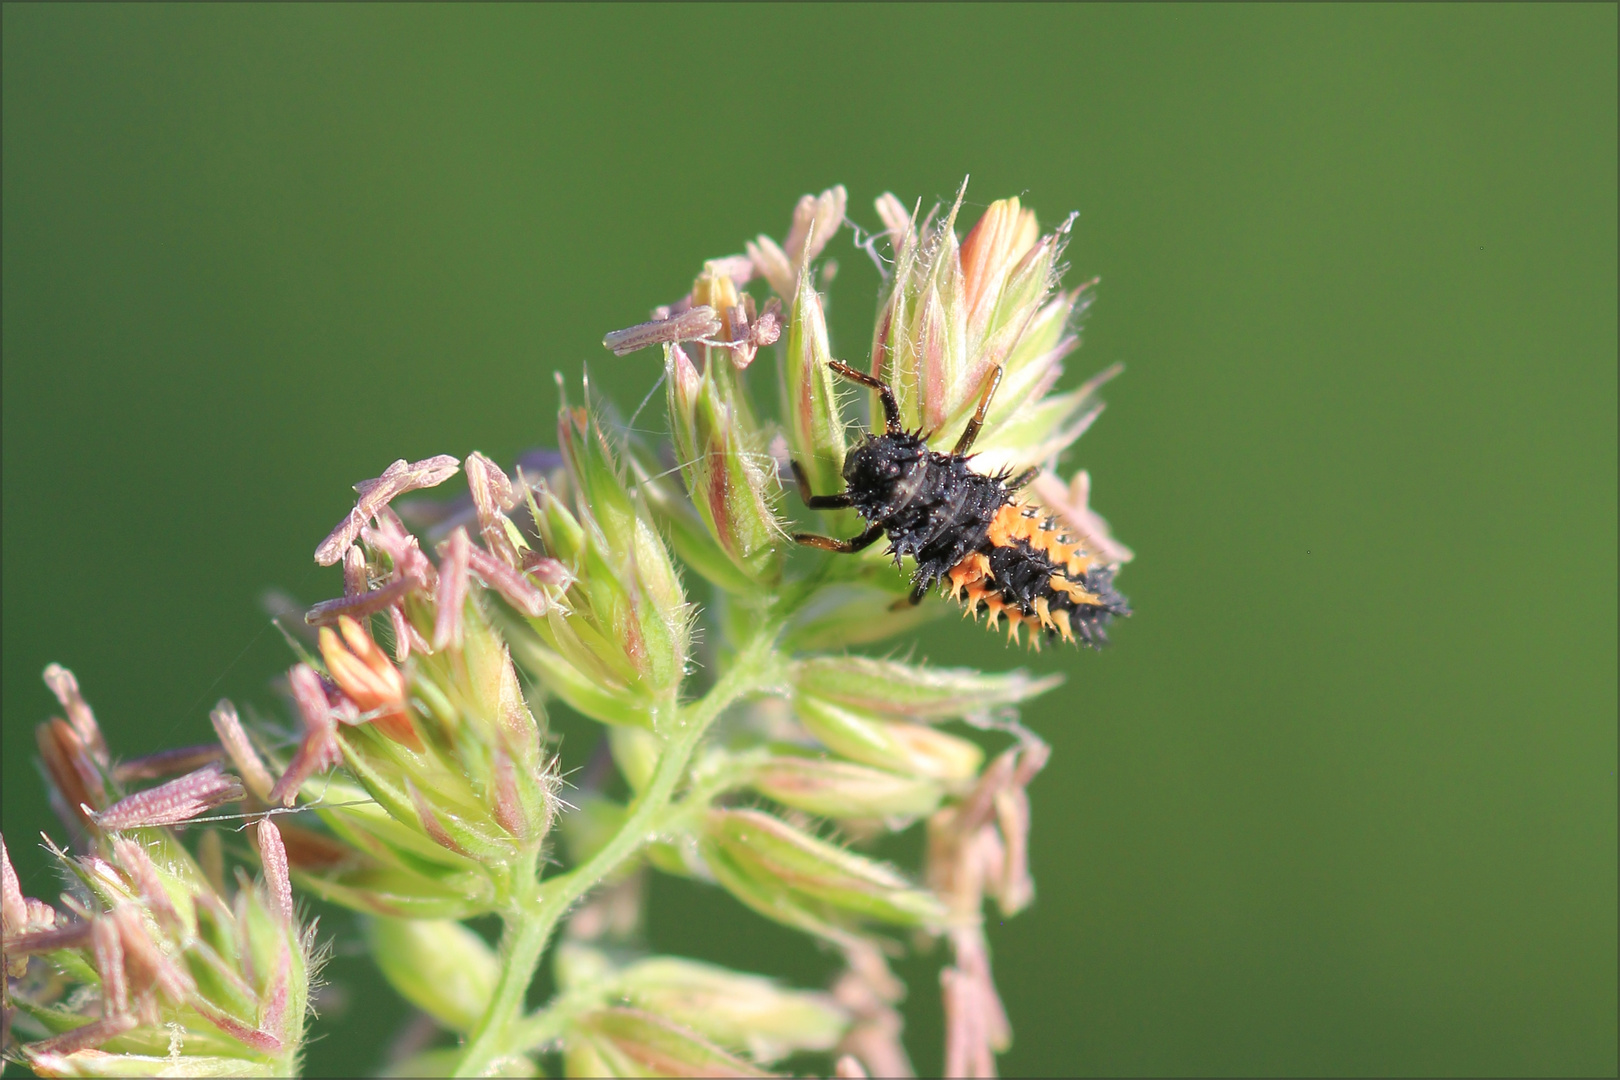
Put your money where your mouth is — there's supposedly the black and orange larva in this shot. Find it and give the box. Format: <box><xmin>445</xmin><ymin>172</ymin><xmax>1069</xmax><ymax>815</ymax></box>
<box><xmin>792</xmin><ymin>362</ymin><xmax>1130</xmax><ymax>647</ymax></box>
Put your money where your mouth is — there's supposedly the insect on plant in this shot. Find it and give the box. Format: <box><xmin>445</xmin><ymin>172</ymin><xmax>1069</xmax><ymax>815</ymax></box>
<box><xmin>791</xmin><ymin>360</ymin><xmax>1130</xmax><ymax>647</ymax></box>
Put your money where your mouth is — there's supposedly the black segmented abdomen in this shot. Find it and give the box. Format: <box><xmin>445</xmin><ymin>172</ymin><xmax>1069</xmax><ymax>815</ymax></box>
<box><xmin>838</xmin><ymin>429</ymin><xmax>1129</xmax><ymax>645</ymax></box>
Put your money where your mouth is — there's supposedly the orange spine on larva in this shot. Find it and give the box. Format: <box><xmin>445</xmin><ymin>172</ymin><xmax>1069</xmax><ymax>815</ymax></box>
<box><xmin>941</xmin><ymin>497</ymin><xmax>1122</xmax><ymax>648</ymax></box>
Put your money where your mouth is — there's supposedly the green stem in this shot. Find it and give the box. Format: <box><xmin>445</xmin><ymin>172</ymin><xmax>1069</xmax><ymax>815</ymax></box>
<box><xmin>454</xmin><ymin>634</ymin><xmax>779</xmax><ymax>1075</ymax></box>
<box><xmin>455</xmin><ymin>861</ymin><xmax>545</xmax><ymax>1078</ymax></box>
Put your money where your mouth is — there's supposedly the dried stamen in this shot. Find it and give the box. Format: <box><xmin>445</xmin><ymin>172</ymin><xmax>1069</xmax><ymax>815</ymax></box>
<box><xmin>43</xmin><ymin>664</ymin><xmax>109</xmax><ymax>766</ymax></box>
<box><xmin>210</xmin><ymin>700</ymin><xmax>276</xmax><ymax>802</ymax></box>
<box><xmin>467</xmin><ymin>542</ymin><xmax>551</xmax><ymax>617</ymax></box>
<box><xmin>304</xmin><ymin>576</ymin><xmax>417</xmax><ymax>626</ymax></box>
<box><xmin>267</xmin><ymin>664</ymin><xmax>342</xmax><ymax>807</ymax></box>
<box><xmin>36</xmin><ymin>716</ymin><xmax>107</xmax><ymax>825</ymax></box>
<box><xmin>257</xmin><ymin>820</ymin><xmax>294</xmax><ymax>926</ymax></box>
<box><xmin>93</xmin><ymin>764</ymin><xmax>245</xmax><ymax>831</ymax></box>
<box><xmin>433</xmin><ymin>527</ymin><xmax>471</xmax><ymax>650</ymax></box>
<box><xmin>111</xmin><ymin>744</ymin><xmax>225</xmax><ymax>784</ymax></box>
<box><xmin>315</xmin><ymin>454</ymin><xmax>460</xmax><ymax>566</ymax></box>
<box><xmin>466</xmin><ymin>451</ymin><xmax>520</xmax><ymax>567</ymax></box>
<box><xmin>603</xmin><ymin>305</ymin><xmax>724</xmax><ymax>356</ymax></box>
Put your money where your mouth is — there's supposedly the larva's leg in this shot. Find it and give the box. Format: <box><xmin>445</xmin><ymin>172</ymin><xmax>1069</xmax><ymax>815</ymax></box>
<box><xmin>952</xmin><ymin>364</ymin><xmax>1005</xmax><ymax>455</ymax></box>
<box><xmin>886</xmin><ymin>582</ymin><xmax>931</xmax><ymax>612</ymax></box>
<box><xmin>791</xmin><ymin>460</ymin><xmax>854</xmax><ymax>509</ymax></box>
<box><xmin>827</xmin><ymin>361</ymin><xmax>902</xmax><ymax>433</ymax></box>
<box><xmin>793</xmin><ymin>523</ymin><xmax>884</xmax><ymax>554</ymax></box>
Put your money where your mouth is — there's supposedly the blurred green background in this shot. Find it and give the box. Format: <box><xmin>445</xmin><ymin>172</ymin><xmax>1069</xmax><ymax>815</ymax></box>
<box><xmin>4</xmin><ymin>4</ymin><xmax>1614</xmax><ymax>1076</ymax></box>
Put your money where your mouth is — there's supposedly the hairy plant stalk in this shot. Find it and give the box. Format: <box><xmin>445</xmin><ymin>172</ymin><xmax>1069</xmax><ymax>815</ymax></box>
<box><xmin>456</xmin><ymin>637</ymin><xmax>779</xmax><ymax>1076</ymax></box>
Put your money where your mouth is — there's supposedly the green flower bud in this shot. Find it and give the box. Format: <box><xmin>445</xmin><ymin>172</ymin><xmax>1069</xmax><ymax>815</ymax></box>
<box><xmin>564</xmin><ymin>1007</ymin><xmax>771</xmax><ymax>1079</ymax></box>
<box><xmin>664</xmin><ymin>342</ymin><xmax>704</xmax><ymax>477</ymax></box>
<box><xmin>635</xmin><ymin>451</ymin><xmax>759</xmax><ymax>597</ymax></box>
<box><xmin>279</xmin><ymin>778</ymin><xmax>497</xmax><ymax>921</ymax></box>
<box><xmin>783</xmin><ymin>272</ymin><xmax>846</xmax><ymax>501</ymax></box>
<box><xmin>365</xmin><ymin>917</ymin><xmax>498</xmax><ymax>1033</ymax></box>
<box><xmin>747</xmin><ymin>752</ymin><xmax>943</xmax><ymax>821</ymax></box>
<box><xmin>266</xmin><ymin>582</ymin><xmax>557</xmax><ymax>917</ymax></box>
<box><xmin>612</xmin><ymin>953</ymin><xmax>848</xmax><ymax>1064</ymax></box>
<box><xmin>871</xmin><ymin>181</ymin><xmax>1107</xmax><ymax>473</ymax></box>
<box><xmin>678</xmin><ymin>359</ymin><xmax>785</xmax><ymax>587</ymax></box>
<box><xmin>701</xmin><ymin>809</ymin><xmax>946</xmax><ymax>933</ymax></box>
<box><xmin>791</xmin><ymin>656</ymin><xmax>1062</xmax><ymax>721</ymax></box>
<box><xmin>526</xmin><ymin>473</ymin><xmax>586</xmax><ymax>566</ymax></box>
<box><xmin>505</xmin><ymin>628</ymin><xmax>648</xmax><ymax>728</ymax></box>
<box><xmin>795</xmin><ymin>697</ymin><xmax>984</xmax><ymax>784</ymax></box>
<box><xmin>400</xmin><ymin>598</ymin><xmax>556</xmax><ymax>847</ymax></box>
<box><xmin>554</xmin><ymin>394</ymin><xmax>690</xmax><ymax>702</ymax></box>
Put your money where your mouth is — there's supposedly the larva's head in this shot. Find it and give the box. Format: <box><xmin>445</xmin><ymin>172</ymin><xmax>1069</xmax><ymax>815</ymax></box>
<box><xmin>842</xmin><ymin>430</ymin><xmax>929</xmax><ymax>516</ymax></box>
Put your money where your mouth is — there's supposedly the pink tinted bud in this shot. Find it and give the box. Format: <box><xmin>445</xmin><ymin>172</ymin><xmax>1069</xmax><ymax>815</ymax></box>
<box><xmin>262</xmin><ymin>944</ymin><xmax>292</xmax><ymax>1042</ymax></box>
<box><xmin>389</xmin><ymin>603</ymin><xmax>415</xmax><ymax>663</ymax></box>
<box><xmin>43</xmin><ymin>664</ymin><xmax>108</xmax><ymax>766</ymax></box>
<box><xmin>93</xmin><ymin>764</ymin><xmax>244</xmax><ymax>831</ymax></box>
<box><xmin>111</xmin><ymin>903</ymin><xmax>194</xmax><ymax>1010</ymax></box>
<box><xmin>941</xmin><ymin>966</ymin><xmax>990</xmax><ymax>1080</ymax></box>
<box><xmin>670</xmin><ymin>343</ymin><xmax>702</xmax><ymax>402</ymax></box>
<box><xmin>211</xmin><ymin>699</ymin><xmax>275</xmax><ymax>802</ymax></box>
<box><xmin>257</xmin><ymin>820</ymin><xmax>294</xmax><ymax>925</ymax></box>
<box><xmin>750</xmin><ymin>186</ymin><xmax>848</xmax><ymax>298</ymax></box>
<box><xmin>406</xmin><ymin>780</ymin><xmax>469</xmax><ymax>857</ymax></box>
<box><xmin>110</xmin><ymin>839</ymin><xmax>183</xmax><ymax>933</ymax></box>
<box><xmin>91</xmin><ymin>917</ymin><xmax>127</xmax><ymax>1017</ymax></box>
<box><xmin>783</xmin><ymin>186</ymin><xmax>847</xmax><ymax>268</ymax></box>
<box><xmin>491</xmin><ymin>749</ymin><xmax>527</xmax><ymax>840</ymax></box>
<box><xmin>196</xmin><ymin>1000</ymin><xmax>284</xmax><ymax>1054</ymax></box>
<box><xmin>433</xmin><ymin>527</ymin><xmax>471</xmax><ymax>650</ymax></box>
<box><xmin>873</xmin><ymin>192</ymin><xmax>916</xmax><ymax>255</ymax></box>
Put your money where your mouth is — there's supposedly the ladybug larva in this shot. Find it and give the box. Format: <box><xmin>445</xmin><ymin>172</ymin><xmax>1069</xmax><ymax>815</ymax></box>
<box><xmin>792</xmin><ymin>361</ymin><xmax>1130</xmax><ymax>647</ymax></box>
